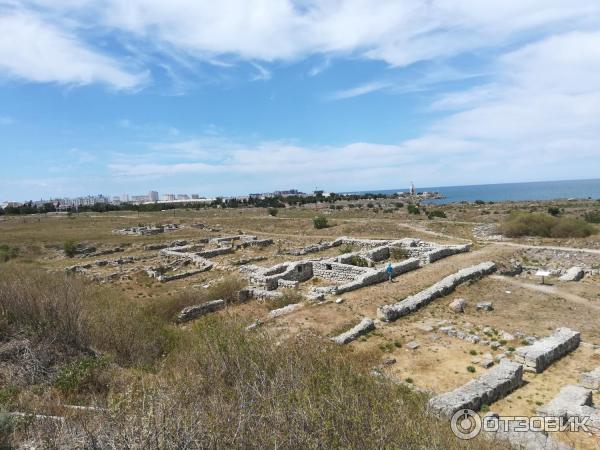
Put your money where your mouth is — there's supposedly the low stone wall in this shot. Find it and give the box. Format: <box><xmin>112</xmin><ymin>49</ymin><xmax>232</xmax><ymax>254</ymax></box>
<box><xmin>538</xmin><ymin>384</ymin><xmax>592</xmax><ymax>417</ymax></box>
<box><xmin>423</xmin><ymin>244</ymin><xmax>471</xmax><ymax>264</ymax></box>
<box><xmin>377</xmin><ymin>261</ymin><xmax>496</xmax><ymax>321</ymax></box>
<box><xmin>197</xmin><ymin>247</ymin><xmax>234</xmax><ymax>258</ymax></box>
<box><xmin>336</xmin><ymin>258</ymin><xmax>421</xmax><ymax>294</ymax></box>
<box><xmin>247</xmin><ymin>261</ymin><xmax>314</xmax><ymax>290</ymax></box>
<box><xmin>268</xmin><ymin>303</ymin><xmax>301</xmax><ymax>318</ymax></box>
<box><xmin>313</xmin><ymin>261</ymin><xmax>371</xmax><ymax>282</ymax></box>
<box><xmin>177</xmin><ymin>299</ymin><xmax>225</xmax><ymax>323</ymax></box>
<box><xmin>286</xmin><ymin>238</ymin><xmax>343</xmax><ymax>256</ymax></box>
<box><xmin>513</xmin><ymin>328</ymin><xmax>580</xmax><ymax>373</ymax></box>
<box><xmin>331</xmin><ymin>318</ymin><xmax>375</xmax><ymax>344</ymax></box>
<box><xmin>159</xmin><ymin>249</ymin><xmax>213</xmax><ymax>268</ymax></box>
<box><xmin>428</xmin><ymin>360</ymin><xmax>523</xmax><ymax>418</ymax></box>
<box><xmin>241</xmin><ymin>238</ymin><xmax>273</xmax><ymax>248</ymax></box>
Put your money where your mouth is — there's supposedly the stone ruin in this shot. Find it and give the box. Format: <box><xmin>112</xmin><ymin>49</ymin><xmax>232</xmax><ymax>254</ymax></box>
<box><xmin>538</xmin><ymin>384</ymin><xmax>600</xmax><ymax>430</ymax></box>
<box><xmin>513</xmin><ymin>328</ymin><xmax>580</xmax><ymax>373</ymax></box>
<box><xmin>177</xmin><ymin>299</ymin><xmax>225</xmax><ymax>323</ymax></box>
<box><xmin>240</xmin><ymin>237</ymin><xmax>470</xmax><ymax>299</ymax></box>
<box><xmin>580</xmin><ymin>367</ymin><xmax>600</xmax><ymax>390</ymax></box>
<box><xmin>428</xmin><ymin>360</ymin><xmax>523</xmax><ymax>418</ymax></box>
<box><xmin>331</xmin><ymin>318</ymin><xmax>375</xmax><ymax>345</ymax></box>
<box><xmin>146</xmin><ymin>235</ymin><xmax>273</xmax><ymax>283</ymax></box>
<box><xmin>377</xmin><ymin>261</ymin><xmax>496</xmax><ymax>322</ymax></box>
<box><xmin>113</xmin><ymin>223</ymin><xmax>181</xmax><ymax>236</ymax></box>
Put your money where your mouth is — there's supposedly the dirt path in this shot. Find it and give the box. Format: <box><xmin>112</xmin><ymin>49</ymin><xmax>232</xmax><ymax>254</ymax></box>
<box><xmin>490</xmin><ymin>275</ymin><xmax>600</xmax><ymax>311</ymax></box>
<box><xmin>490</xmin><ymin>241</ymin><xmax>600</xmax><ymax>255</ymax></box>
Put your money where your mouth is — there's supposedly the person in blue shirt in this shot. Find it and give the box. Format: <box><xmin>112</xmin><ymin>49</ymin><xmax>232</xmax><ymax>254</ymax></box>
<box><xmin>386</xmin><ymin>262</ymin><xmax>393</xmax><ymax>282</ymax></box>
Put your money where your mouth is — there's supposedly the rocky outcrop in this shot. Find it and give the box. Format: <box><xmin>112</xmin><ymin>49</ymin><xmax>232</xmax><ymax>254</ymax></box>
<box><xmin>513</xmin><ymin>328</ymin><xmax>580</xmax><ymax>373</ymax></box>
<box><xmin>428</xmin><ymin>360</ymin><xmax>523</xmax><ymax>418</ymax></box>
<box><xmin>177</xmin><ymin>299</ymin><xmax>225</xmax><ymax>323</ymax></box>
<box><xmin>331</xmin><ymin>318</ymin><xmax>375</xmax><ymax>345</ymax></box>
<box><xmin>377</xmin><ymin>261</ymin><xmax>496</xmax><ymax>322</ymax></box>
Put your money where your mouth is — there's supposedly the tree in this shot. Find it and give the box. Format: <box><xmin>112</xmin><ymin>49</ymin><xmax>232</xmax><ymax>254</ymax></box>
<box><xmin>313</xmin><ymin>216</ymin><xmax>328</xmax><ymax>229</ymax></box>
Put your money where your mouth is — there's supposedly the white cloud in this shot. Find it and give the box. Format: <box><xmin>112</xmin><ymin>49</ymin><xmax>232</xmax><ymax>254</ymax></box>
<box><xmin>104</xmin><ymin>29</ymin><xmax>600</xmax><ymax>192</ymax></box>
<box><xmin>326</xmin><ymin>81</ymin><xmax>391</xmax><ymax>100</ymax></box>
<box><xmin>0</xmin><ymin>9</ymin><xmax>145</xmax><ymax>88</ymax></box>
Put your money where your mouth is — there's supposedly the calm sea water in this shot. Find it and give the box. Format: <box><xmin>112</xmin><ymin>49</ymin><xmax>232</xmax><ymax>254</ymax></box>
<box><xmin>349</xmin><ymin>179</ymin><xmax>600</xmax><ymax>204</ymax></box>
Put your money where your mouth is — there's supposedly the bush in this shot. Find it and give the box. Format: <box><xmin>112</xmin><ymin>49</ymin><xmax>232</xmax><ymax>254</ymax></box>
<box><xmin>267</xmin><ymin>207</ymin><xmax>278</xmax><ymax>217</ymax></box>
<box><xmin>313</xmin><ymin>216</ymin><xmax>328</xmax><ymax>229</ymax></box>
<box><xmin>407</xmin><ymin>204</ymin><xmax>420</xmax><ymax>215</ymax></box>
<box><xmin>63</xmin><ymin>240</ymin><xmax>77</xmax><ymax>257</ymax></box>
<box><xmin>500</xmin><ymin>212</ymin><xmax>595</xmax><ymax>238</ymax></box>
<box><xmin>547</xmin><ymin>206</ymin><xmax>561</xmax><ymax>216</ymax></box>
<box><xmin>0</xmin><ymin>245</ymin><xmax>18</xmax><ymax>262</ymax></box>
<box><xmin>467</xmin><ymin>365</ymin><xmax>476</xmax><ymax>373</ymax></box>
<box><xmin>474</xmin><ymin>200</ymin><xmax>485</xmax><ymax>205</ymax></box>
<box><xmin>427</xmin><ymin>210</ymin><xmax>446</xmax><ymax>219</ymax></box>
<box><xmin>584</xmin><ymin>210</ymin><xmax>600</xmax><ymax>223</ymax></box>
<box><xmin>55</xmin><ymin>356</ymin><xmax>110</xmax><ymax>396</ymax></box>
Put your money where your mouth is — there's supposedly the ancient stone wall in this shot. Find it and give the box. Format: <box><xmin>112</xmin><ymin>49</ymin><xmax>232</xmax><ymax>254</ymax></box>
<box><xmin>312</xmin><ymin>261</ymin><xmax>371</xmax><ymax>282</ymax></box>
<box><xmin>513</xmin><ymin>328</ymin><xmax>580</xmax><ymax>373</ymax></box>
<box><xmin>428</xmin><ymin>360</ymin><xmax>523</xmax><ymax>418</ymax></box>
<box><xmin>377</xmin><ymin>261</ymin><xmax>496</xmax><ymax>321</ymax></box>
<box><xmin>331</xmin><ymin>318</ymin><xmax>375</xmax><ymax>344</ymax></box>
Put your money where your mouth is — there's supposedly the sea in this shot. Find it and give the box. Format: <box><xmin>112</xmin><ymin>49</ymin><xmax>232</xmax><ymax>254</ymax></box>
<box><xmin>347</xmin><ymin>178</ymin><xmax>600</xmax><ymax>204</ymax></box>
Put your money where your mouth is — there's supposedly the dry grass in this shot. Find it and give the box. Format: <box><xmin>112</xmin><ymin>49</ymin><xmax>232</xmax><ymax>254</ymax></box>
<box><xmin>0</xmin><ymin>265</ymin><xmax>507</xmax><ymax>449</ymax></box>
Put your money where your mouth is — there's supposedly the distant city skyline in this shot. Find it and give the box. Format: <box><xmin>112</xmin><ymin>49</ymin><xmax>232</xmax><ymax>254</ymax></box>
<box><xmin>1</xmin><ymin>2</ymin><xmax>600</xmax><ymax>200</ymax></box>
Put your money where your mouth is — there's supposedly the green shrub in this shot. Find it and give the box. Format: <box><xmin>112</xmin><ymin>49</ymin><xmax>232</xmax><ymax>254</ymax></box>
<box><xmin>267</xmin><ymin>207</ymin><xmax>278</xmax><ymax>217</ymax></box>
<box><xmin>467</xmin><ymin>366</ymin><xmax>476</xmax><ymax>373</ymax></box>
<box><xmin>55</xmin><ymin>356</ymin><xmax>110</xmax><ymax>396</ymax></box>
<box><xmin>500</xmin><ymin>212</ymin><xmax>594</xmax><ymax>238</ymax></box>
<box><xmin>407</xmin><ymin>204</ymin><xmax>420</xmax><ymax>215</ymax></box>
<box><xmin>313</xmin><ymin>215</ymin><xmax>328</xmax><ymax>229</ymax></box>
<box><xmin>339</xmin><ymin>244</ymin><xmax>356</xmax><ymax>254</ymax></box>
<box><xmin>427</xmin><ymin>210</ymin><xmax>446</xmax><ymax>219</ymax></box>
<box><xmin>584</xmin><ymin>210</ymin><xmax>600</xmax><ymax>223</ymax></box>
<box><xmin>547</xmin><ymin>206</ymin><xmax>561</xmax><ymax>216</ymax></box>
<box><xmin>63</xmin><ymin>240</ymin><xmax>78</xmax><ymax>257</ymax></box>
<box><xmin>0</xmin><ymin>245</ymin><xmax>18</xmax><ymax>262</ymax></box>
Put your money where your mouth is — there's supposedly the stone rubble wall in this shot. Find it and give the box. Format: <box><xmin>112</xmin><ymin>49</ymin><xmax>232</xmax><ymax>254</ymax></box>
<box><xmin>268</xmin><ymin>303</ymin><xmax>301</xmax><ymax>318</ymax></box>
<box><xmin>331</xmin><ymin>318</ymin><xmax>375</xmax><ymax>344</ymax></box>
<box><xmin>423</xmin><ymin>244</ymin><xmax>471</xmax><ymax>264</ymax></box>
<box><xmin>513</xmin><ymin>328</ymin><xmax>580</xmax><ymax>373</ymax></box>
<box><xmin>537</xmin><ymin>384</ymin><xmax>600</xmax><ymax>430</ymax></box>
<box><xmin>177</xmin><ymin>299</ymin><xmax>225</xmax><ymax>323</ymax></box>
<box><xmin>377</xmin><ymin>261</ymin><xmax>496</xmax><ymax>322</ymax></box>
<box><xmin>248</xmin><ymin>261</ymin><xmax>314</xmax><ymax>290</ymax></box>
<box><xmin>285</xmin><ymin>238</ymin><xmax>343</xmax><ymax>256</ymax></box>
<box><xmin>159</xmin><ymin>249</ymin><xmax>214</xmax><ymax>268</ymax></box>
<box><xmin>240</xmin><ymin>238</ymin><xmax>274</xmax><ymax>248</ymax></box>
<box><xmin>197</xmin><ymin>247</ymin><xmax>234</xmax><ymax>258</ymax></box>
<box><xmin>559</xmin><ymin>266</ymin><xmax>585</xmax><ymax>282</ymax></box>
<box><xmin>312</xmin><ymin>261</ymin><xmax>371</xmax><ymax>282</ymax></box>
<box><xmin>428</xmin><ymin>360</ymin><xmax>523</xmax><ymax>418</ymax></box>
<box><xmin>336</xmin><ymin>258</ymin><xmax>421</xmax><ymax>294</ymax></box>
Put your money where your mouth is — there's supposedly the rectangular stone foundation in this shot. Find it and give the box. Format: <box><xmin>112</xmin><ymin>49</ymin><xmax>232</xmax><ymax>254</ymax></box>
<box><xmin>513</xmin><ymin>328</ymin><xmax>580</xmax><ymax>373</ymax></box>
<box><xmin>377</xmin><ymin>261</ymin><xmax>496</xmax><ymax>322</ymax></box>
<box><xmin>428</xmin><ymin>360</ymin><xmax>523</xmax><ymax>418</ymax></box>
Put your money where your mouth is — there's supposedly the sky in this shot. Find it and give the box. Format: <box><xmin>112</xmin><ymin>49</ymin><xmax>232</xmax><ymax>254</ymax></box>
<box><xmin>1</xmin><ymin>1</ymin><xmax>600</xmax><ymax>201</ymax></box>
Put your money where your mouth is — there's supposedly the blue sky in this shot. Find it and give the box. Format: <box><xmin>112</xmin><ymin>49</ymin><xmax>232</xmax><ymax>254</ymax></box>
<box><xmin>1</xmin><ymin>1</ymin><xmax>600</xmax><ymax>201</ymax></box>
